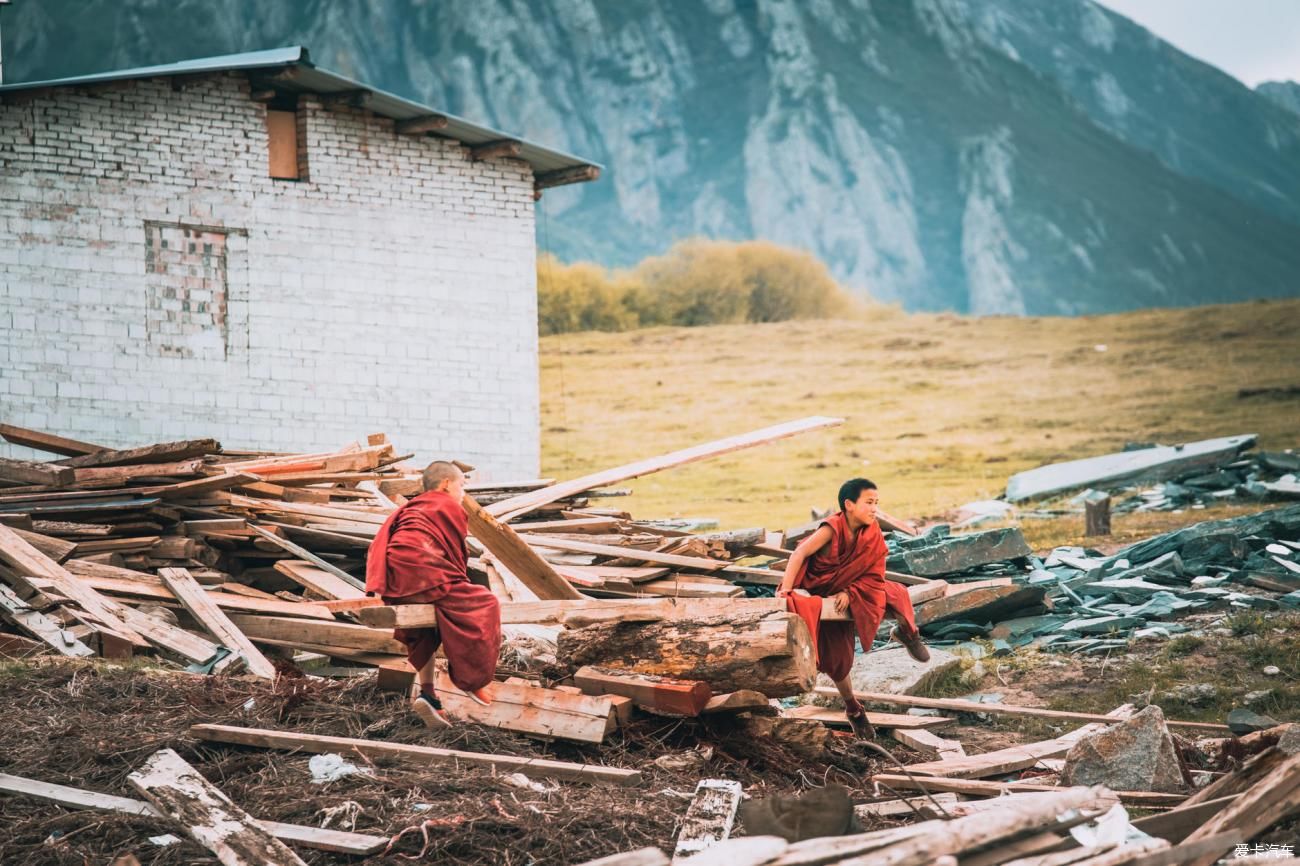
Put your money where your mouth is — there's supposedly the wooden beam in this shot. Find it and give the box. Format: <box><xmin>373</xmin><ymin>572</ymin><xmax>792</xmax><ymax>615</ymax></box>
<box><xmin>320</xmin><ymin>89</ymin><xmax>371</xmax><ymax>108</ymax></box>
<box><xmin>0</xmin><ymin>457</ymin><xmax>74</xmax><ymax>487</ymax></box>
<box><xmin>0</xmin><ymin>423</ymin><xmax>105</xmax><ymax>457</ymax></box>
<box><xmin>1183</xmin><ymin>752</ymin><xmax>1300</xmax><ymax>866</ymax></box>
<box><xmin>58</xmin><ymin>439</ymin><xmax>220</xmax><ymax>469</ymax></box>
<box><xmin>272</xmin><ymin>560</ymin><xmax>366</xmax><ymax>600</ymax></box>
<box><xmin>128</xmin><ymin>748</ymin><xmax>308</xmax><ymax>866</ymax></box>
<box><xmin>522</xmin><ymin>534</ymin><xmax>728</xmax><ymax>571</ymax></box>
<box><xmin>471</xmin><ymin>139</ymin><xmax>523</xmax><ymax>161</ymax></box>
<box><xmin>811</xmin><ymin>688</ymin><xmax>1231</xmax><ymax>734</ymax></box>
<box><xmin>0</xmin><ymin>584</ymin><xmax>95</xmax><ymax>657</ymax></box>
<box><xmin>64</xmin><ymin>570</ymin><xmax>334</xmax><ymax>620</ymax></box>
<box><xmin>0</xmin><ymin>524</ymin><xmax>146</xmax><ymax>646</ymax></box>
<box><xmin>869</xmin><ymin>774</ymin><xmax>1186</xmax><ymax>807</ymax></box>
<box><xmin>160</xmin><ymin>568</ymin><xmax>278</xmax><ymax>679</ymax></box>
<box><xmin>535</xmin><ymin>164</ymin><xmax>601</xmax><ymax>190</ymax></box>
<box><xmin>0</xmin><ymin>772</ymin><xmax>388</xmax><ymax>855</ymax></box>
<box><xmin>889</xmin><ymin>728</ymin><xmax>966</xmax><ymax>760</ymax></box>
<box><xmin>436</xmin><ymin>670</ymin><xmax>617</xmax><ymax>743</ymax></box>
<box><xmin>156</xmin><ymin>473</ymin><xmax>262</xmax><ymax>501</ymax></box>
<box><xmin>574</xmin><ymin>666</ymin><xmax>712</xmax><ymax>716</ymax></box>
<box><xmin>463</xmin><ymin>494</ymin><xmax>583</xmax><ymax>600</ymax></box>
<box><xmin>248</xmin><ymin>87</ymin><xmax>278</xmax><ymax>102</ymax></box>
<box><xmin>782</xmin><ymin>705</ymin><xmax>956</xmax><ymax>730</ymax></box>
<box><xmin>190</xmin><ymin>723</ymin><xmax>642</xmax><ymax>785</ymax></box>
<box><xmin>246</xmin><ymin>525</ymin><xmax>364</xmax><ymax>591</ymax></box>
<box><xmin>488</xmin><ymin>416</ymin><xmax>843</xmax><ymax>521</ymax></box>
<box><xmin>396</xmin><ymin>114</ymin><xmax>449</xmax><ymax>135</ymax></box>
<box><xmin>228</xmin><ymin>614</ymin><xmax>405</xmax><ymax>655</ymax></box>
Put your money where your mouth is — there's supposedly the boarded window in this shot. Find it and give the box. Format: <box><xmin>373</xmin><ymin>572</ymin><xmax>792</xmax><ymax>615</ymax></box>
<box><xmin>144</xmin><ymin>222</ymin><xmax>238</xmax><ymax>359</ymax></box>
<box><xmin>267</xmin><ymin>109</ymin><xmax>301</xmax><ymax>180</ymax></box>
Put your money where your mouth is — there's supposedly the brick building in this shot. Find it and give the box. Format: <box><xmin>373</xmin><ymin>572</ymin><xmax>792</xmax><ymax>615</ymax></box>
<box><xmin>0</xmin><ymin>46</ymin><xmax>599</xmax><ymax>476</ymax></box>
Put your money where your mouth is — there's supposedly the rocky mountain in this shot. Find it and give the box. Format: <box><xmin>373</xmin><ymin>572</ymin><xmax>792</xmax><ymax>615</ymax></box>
<box><xmin>1258</xmin><ymin>81</ymin><xmax>1300</xmax><ymax>118</ymax></box>
<box><xmin>7</xmin><ymin>0</ymin><xmax>1300</xmax><ymax>314</ymax></box>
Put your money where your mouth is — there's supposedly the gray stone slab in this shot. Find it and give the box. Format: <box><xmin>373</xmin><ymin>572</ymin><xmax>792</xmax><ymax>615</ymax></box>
<box><xmin>897</xmin><ymin>528</ymin><xmax>1032</xmax><ymax>577</ymax></box>
<box><xmin>814</xmin><ymin>646</ymin><xmax>962</xmax><ymax>698</ymax></box>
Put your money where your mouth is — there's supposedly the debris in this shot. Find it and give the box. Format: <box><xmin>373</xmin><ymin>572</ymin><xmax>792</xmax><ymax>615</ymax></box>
<box><xmin>436</xmin><ymin>669</ymin><xmax>620</xmax><ymax>744</ymax></box>
<box><xmin>1263</xmin><ymin>665</ymin><xmax>1282</xmax><ymax>676</ymax></box>
<box><xmin>653</xmin><ymin>746</ymin><xmax>715</xmax><ymax>773</ymax></box>
<box><xmin>891</xmin><ymin>527</ymin><xmax>1032</xmax><ymax>577</ymax></box>
<box><xmin>501</xmin><ymin>773</ymin><xmax>557</xmax><ymax>794</ymax></box>
<box><xmin>1060</xmin><ymin>706</ymin><xmax>1188</xmax><ymax>794</ymax></box>
<box><xmin>307</xmin><ymin>753</ymin><xmax>373</xmax><ymax>784</ymax></box>
<box><xmin>671</xmin><ymin>779</ymin><xmax>744</xmax><ymax>862</ymax></box>
<box><xmin>737</xmin><ymin>716</ymin><xmax>830</xmax><ymax>760</ymax></box>
<box><xmin>738</xmin><ymin>786</ymin><xmax>856</xmax><ymax>842</ymax></box>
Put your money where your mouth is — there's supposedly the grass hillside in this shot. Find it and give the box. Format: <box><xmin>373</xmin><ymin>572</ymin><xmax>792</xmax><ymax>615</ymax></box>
<box><xmin>540</xmin><ymin>299</ymin><xmax>1300</xmax><ymax>537</ymax></box>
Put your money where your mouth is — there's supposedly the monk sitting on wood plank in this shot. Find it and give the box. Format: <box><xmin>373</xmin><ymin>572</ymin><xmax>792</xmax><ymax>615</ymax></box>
<box><xmin>366</xmin><ymin>461</ymin><xmax>501</xmax><ymax>729</ymax></box>
<box><xmin>777</xmin><ymin>477</ymin><xmax>930</xmax><ymax>740</ymax></box>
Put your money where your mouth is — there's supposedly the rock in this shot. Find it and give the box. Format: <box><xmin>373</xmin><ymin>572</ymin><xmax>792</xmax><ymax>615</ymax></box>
<box><xmin>1227</xmin><ymin>708</ymin><xmax>1281</xmax><ymax>736</ymax></box>
<box><xmin>1058</xmin><ymin>615</ymin><xmax>1146</xmax><ymax>636</ymax></box>
<box><xmin>738</xmin><ymin>785</ymin><xmax>856</xmax><ymax>842</ymax></box>
<box><xmin>916</xmin><ymin>585</ymin><xmax>1048</xmax><ymax>630</ymax></box>
<box><xmin>1243</xmin><ymin>689</ymin><xmax>1273</xmax><ymax>706</ymax></box>
<box><xmin>739</xmin><ymin>715</ymin><xmax>829</xmax><ymax>760</ymax></box>
<box><xmin>1279</xmin><ymin>725</ymin><xmax>1300</xmax><ymax>755</ymax></box>
<box><xmin>1166</xmin><ymin>683</ymin><xmax>1218</xmax><ymax>707</ymax></box>
<box><xmin>893</xmin><ymin>528</ymin><xmax>1032</xmax><ymax>577</ymax></box>
<box><xmin>1060</xmin><ymin>705</ymin><xmax>1187</xmax><ymax>793</ymax></box>
<box><xmin>816</xmin><ymin>646</ymin><xmax>962</xmax><ymax>699</ymax></box>
<box><xmin>1263</xmin><ymin>665</ymin><xmax>1282</xmax><ymax>676</ymax></box>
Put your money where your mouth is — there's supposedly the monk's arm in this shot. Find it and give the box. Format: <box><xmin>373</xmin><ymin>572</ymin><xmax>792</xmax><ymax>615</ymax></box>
<box><xmin>776</xmin><ymin>525</ymin><xmax>834</xmax><ymax>596</ymax></box>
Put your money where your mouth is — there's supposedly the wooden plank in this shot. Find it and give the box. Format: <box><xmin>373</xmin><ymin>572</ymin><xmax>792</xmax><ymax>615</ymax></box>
<box><xmin>782</xmin><ymin>705</ymin><xmax>955</xmax><ymax>730</ymax></box>
<box><xmin>0</xmin><ymin>772</ymin><xmax>387</xmax><ymax>855</ymax></box>
<box><xmin>1183</xmin><ymin>752</ymin><xmax>1300</xmax><ymax>866</ymax></box>
<box><xmin>0</xmin><ymin>423</ymin><xmax>105</xmax><ymax>457</ymax></box>
<box><xmin>128</xmin><ymin>748</ymin><xmax>308</xmax><ymax>866</ymax></box>
<box><xmin>190</xmin><ymin>723</ymin><xmax>642</xmax><ymax>785</ymax></box>
<box><xmin>0</xmin><ymin>584</ymin><xmax>95</xmax><ymax>657</ymax></box>
<box><xmin>487</xmin><ymin>416</ymin><xmax>844</xmax><ymax>521</ymax></box>
<box><xmin>98</xmin><ymin>595</ymin><xmax>227</xmax><ymax>668</ymax></box>
<box><xmin>574</xmin><ymin>666</ymin><xmax>712</xmax><ymax>716</ymax></box>
<box><xmin>672</xmin><ymin>779</ymin><xmax>744</xmax><ymax>862</ymax></box>
<box><xmin>59</xmin><ymin>439</ymin><xmax>221</xmax><ymax>469</ymax></box>
<box><xmin>0</xmin><ymin>457</ymin><xmax>75</xmax><ymax>487</ymax></box>
<box><xmin>702</xmin><ymin>690</ymin><xmax>769</xmax><ymax>714</ymax></box>
<box><xmin>463</xmin><ymin>494</ymin><xmax>584</xmax><ymax>600</ymax></box>
<box><xmin>869</xmin><ymin>774</ymin><xmax>1186</xmax><ymax>807</ymax></box>
<box><xmin>246</xmin><ymin>525</ymin><xmax>365</xmax><ymax>591</ymax></box>
<box><xmin>72</xmin><ymin>459</ymin><xmax>204</xmax><ymax>486</ymax></box>
<box><xmin>1132</xmin><ymin>795</ymin><xmax>1238</xmax><ymax>844</ymax></box>
<box><xmin>160</xmin><ymin>568</ymin><xmax>278</xmax><ymax>679</ymax></box>
<box><xmin>65</xmin><ymin>572</ymin><xmax>333</xmax><ymax>620</ymax></box>
<box><xmin>890</xmin><ymin>728</ymin><xmax>967</xmax><ymax>760</ymax></box>
<box><xmin>0</xmin><ymin>523</ymin><xmax>146</xmax><ymax>646</ymax></box>
<box><xmin>853</xmin><ymin>793</ymin><xmax>962</xmax><ymax>819</ymax></box>
<box><xmin>523</xmin><ymin>534</ymin><xmax>728</xmax><ymax>571</ymax></box>
<box><xmin>156</xmin><ymin>473</ymin><xmax>262</xmax><ymax>501</ymax></box>
<box><xmin>228</xmin><ymin>614</ymin><xmax>406</xmax><ymax>655</ymax></box>
<box><xmin>436</xmin><ymin>670</ymin><xmax>617</xmax><ymax>743</ymax></box>
<box><xmin>273</xmin><ymin>560</ymin><xmax>366</xmax><ymax>600</ymax></box>
<box><xmin>14</xmin><ymin>527</ymin><xmax>77</xmax><ymax>562</ymax></box>
<box><xmin>812</xmin><ymin>688</ymin><xmax>1231</xmax><ymax>734</ymax></box>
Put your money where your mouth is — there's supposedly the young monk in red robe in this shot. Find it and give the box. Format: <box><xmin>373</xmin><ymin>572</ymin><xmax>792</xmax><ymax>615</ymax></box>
<box><xmin>366</xmin><ymin>461</ymin><xmax>502</xmax><ymax>729</ymax></box>
<box><xmin>777</xmin><ymin>478</ymin><xmax>929</xmax><ymax>739</ymax></box>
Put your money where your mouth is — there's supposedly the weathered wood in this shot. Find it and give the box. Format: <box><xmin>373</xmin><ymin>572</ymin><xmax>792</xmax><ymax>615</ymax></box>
<box><xmin>0</xmin><ymin>772</ymin><xmax>388</xmax><ymax>855</ymax></box>
<box><xmin>273</xmin><ymin>560</ymin><xmax>366</xmax><ymax>600</ymax></box>
<box><xmin>69</xmin><ymin>572</ymin><xmax>334</xmax><ymax>619</ymax></box>
<box><xmin>869</xmin><ymin>774</ymin><xmax>1185</xmax><ymax>806</ymax></box>
<box><xmin>813</xmin><ymin>688</ymin><xmax>1231</xmax><ymax>733</ymax></box>
<box><xmin>0</xmin><ymin>423</ymin><xmax>106</xmax><ymax>457</ymax></box>
<box><xmin>471</xmin><ymin>139</ymin><xmax>523</xmax><ymax>160</ymax></box>
<box><xmin>59</xmin><ymin>438</ymin><xmax>220</xmax><ymax>469</ymax></box>
<box><xmin>853</xmin><ymin>794</ymin><xmax>962</xmax><ymax>819</ymax></box>
<box><xmin>246</xmin><ymin>525</ymin><xmax>364</xmax><ymax>591</ymax></box>
<box><xmin>100</xmin><ymin>595</ymin><xmax>228</xmax><ymax>668</ymax></box>
<box><xmin>702</xmin><ymin>690</ymin><xmax>770</xmax><ymax>714</ymax></box>
<box><xmin>128</xmin><ymin>748</ymin><xmax>308</xmax><ymax>866</ymax></box>
<box><xmin>525</xmin><ymin>534</ymin><xmax>729</xmax><ymax>571</ymax></box>
<box><xmin>535</xmin><ymin>164</ymin><xmax>601</xmax><ymax>190</ymax></box>
<box><xmin>673</xmin><ymin>779</ymin><xmax>744</xmax><ymax>862</ymax></box>
<box><xmin>1085</xmin><ymin>491</ymin><xmax>1112</xmax><ymax>537</ymax></box>
<box><xmin>160</xmin><ymin>568</ymin><xmax>277</xmax><ymax>679</ymax></box>
<box><xmin>228</xmin><ymin>614</ymin><xmax>405</xmax><ymax>655</ymax></box>
<box><xmin>1184</xmin><ymin>746</ymin><xmax>1285</xmax><ymax>806</ymax></box>
<box><xmin>190</xmin><ymin>723</ymin><xmax>642</xmax><ymax>785</ymax></box>
<box><xmin>395</xmin><ymin>114</ymin><xmax>449</xmax><ymax>134</ymax></box>
<box><xmin>557</xmin><ymin>611</ymin><xmax>815</xmax><ymax>698</ymax></box>
<box><xmin>0</xmin><ymin>457</ymin><xmax>75</xmax><ymax>487</ymax></box>
<box><xmin>781</xmin><ymin>705</ymin><xmax>956</xmax><ymax>730</ymax></box>
<box><xmin>889</xmin><ymin>727</ymin><xmax>967</xmax><ymax>760</ymax></box>
<box><xmin>574</xmin><ymin>666</ymin><xmax>712</xmax><ymax>716</ymax></box>
<box><xmin>0</xmin><ymin>524</ymin><xmax>146</xmax><ymax>646</ymax></box>
<box><xmin>915</xmin><ymin>584</ymin><xmax>1047</xmax><ymax>628</ymax></box>
<box><xmin>1132</xmin><ymin>795</ymin><xmax>1238</xmax><ymax>844</ymax></box>
<box><xmin>1183</xmin><ymin>752</ymin><xmax>1300</xmax><ymax>866</ymax></box>
<box><xmin>14</xmin><ymin>527</ymin><xmax>77</xmax><ymax>562</ymax></box>
<box><xmin>0</xmin><ymin>584</ymin><xmax>95</xmax><ymax>657</ymax></box>
<box><xmin>487</xmin><ymin>417</ymin><xmax>843</xmax><ymax>521</ymax></box>
<box><xmin>462</xmin><ymin>494</ymin><xmax>584</xmax><ymax>600</ymax></box>
<box><xmin>436</xmin><ymin>670</ymin><xmax>617</xmax><ymax>743</ymax></box>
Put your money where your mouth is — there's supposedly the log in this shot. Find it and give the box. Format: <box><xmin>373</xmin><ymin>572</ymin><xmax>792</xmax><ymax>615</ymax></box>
<box><xmin>1085</xmin><ymin>492</ymin><xmax>1112</xmax><ymax>537</ymax></box>
<box><xmin>557</xmin><ymin>611</ymin><xmax>815</xmax><ymax>698</ymax></box>
<box><xmin>128</xmin><ymin>748</ymin><xmax>307</xmax><ymax>866</ymax></box>
<box><xmin>574</xmin><ymin>666</ymin><xmax>712</xmax><ymax>716</ymax></box>
<box><xmin>190</xmin><ymin>723</ymin><xmax>641</xmax><ymax>785</ymax></box>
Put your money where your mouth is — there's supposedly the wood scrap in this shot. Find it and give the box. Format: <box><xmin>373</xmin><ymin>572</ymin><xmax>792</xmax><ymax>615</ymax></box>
<box><xmin>159</xmin><ymin>568</ymin><xmax>277</xmax><ymax>679</ymax></box>
<box><xmin>672</xmin><ymin>779</ymin><xmax>744</xmax><ymax>862</ymax></box>
<box><xmin>436</xmin><ymin>669</ymin><xmax>618</xmax><ymax>743</ymax></box>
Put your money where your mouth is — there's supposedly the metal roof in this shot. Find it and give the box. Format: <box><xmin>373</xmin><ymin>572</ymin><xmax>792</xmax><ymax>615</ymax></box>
<box><xmin>0</xmin><ymin>46</ymin><xmax>601</xmax><ymax>183</ymax></box>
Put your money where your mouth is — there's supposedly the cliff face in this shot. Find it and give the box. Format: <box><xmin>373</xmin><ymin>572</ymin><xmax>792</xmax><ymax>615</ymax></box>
<box><xmin>8</xmin><ymin>0</ymin><xmax>1300</xmax><ymax>313</ymax></box>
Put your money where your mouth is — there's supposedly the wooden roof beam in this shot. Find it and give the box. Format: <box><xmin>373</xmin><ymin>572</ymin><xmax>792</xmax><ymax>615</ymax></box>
<box><xmin>396</xmin><ymin>114</ymin><xmax>449</xmax><ymax>135</ymax></box>
<box><xmin>535</xmin><ymin>164</ymin><xmax>600</xmax><ymax>191</ymax></box>
<box><xmin>471</xmin><ymin>139</ymin><xmax>523</xmax><ymax>161</ymax></box>
<box><xmin>320</xmin><ymin>89</ymin><xmax>372</xmax><ymax>109</ymax></box>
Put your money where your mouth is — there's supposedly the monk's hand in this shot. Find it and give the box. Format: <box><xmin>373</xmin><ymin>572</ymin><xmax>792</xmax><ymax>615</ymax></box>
<box><xmin>775</xmin><ymin>586</ymin><xmax>793</xmax><ymax>599</ymax></box>
<box><xmin>833</xmin><ymin>591</ymin><xmax>851</xmax><ymax>613</ymax></box>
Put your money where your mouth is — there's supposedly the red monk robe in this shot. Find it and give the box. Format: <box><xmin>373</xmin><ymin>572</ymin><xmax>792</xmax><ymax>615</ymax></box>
<box><xmin>365</xmin><ymin>489</ymin><xmax>501</xmax><ymax>691</ymax></box>
<box><xmin>793</xmin><ymin>512</ymin><xmax>919</xmax><ymax>681</ymax></box>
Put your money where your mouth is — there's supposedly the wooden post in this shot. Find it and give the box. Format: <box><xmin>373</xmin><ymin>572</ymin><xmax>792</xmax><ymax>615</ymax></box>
<box><xmin>1084</xmin><ymin>491</ymin><xmax>1111</xmax><ymax>537</ymax></box>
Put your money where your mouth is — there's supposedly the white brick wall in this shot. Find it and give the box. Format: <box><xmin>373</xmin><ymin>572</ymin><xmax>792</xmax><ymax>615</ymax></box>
<box><xmin>0</xmin><ymin>73</ymin><xmax>541</xmax><ymax>477</ymax></box>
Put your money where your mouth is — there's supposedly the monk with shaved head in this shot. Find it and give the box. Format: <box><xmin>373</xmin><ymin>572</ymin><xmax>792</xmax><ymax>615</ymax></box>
<box><xmin>367</xmin><ymin>461</ymin><xmax>502</xmax><ymax>729</ymax></box>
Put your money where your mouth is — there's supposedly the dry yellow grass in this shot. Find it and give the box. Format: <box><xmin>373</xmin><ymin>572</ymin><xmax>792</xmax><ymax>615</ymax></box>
<box><xmin>540</xmin><ymin>299</ymin><xmax>1300</xmax><ymax>538</ymax></box>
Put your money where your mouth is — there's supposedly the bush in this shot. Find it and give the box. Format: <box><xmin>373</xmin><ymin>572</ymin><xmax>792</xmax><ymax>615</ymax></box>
<box><xmin>536</xmin><ymin>239</ymin><xmax>861</xmax><ymax>334</ymax></box>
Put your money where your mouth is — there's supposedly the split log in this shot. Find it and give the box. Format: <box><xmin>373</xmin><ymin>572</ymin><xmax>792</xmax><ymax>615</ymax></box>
<box><xmin>574</xmin><ymin>666</ymin><xmax>712</xmax><ymax>716</ymax></box>
<box><xmin>437</xmin><ymin>670</ymin><xmax>618</xmax><ymax>743</ymax></box>
<box><xmin>128</xmin><ymin>748</ymin><xmax>307</xmax><ymax>866</ymax></box>
<box><xmin>557</xmin><ymin>611</ymin><xmax>815</xmax><ymax>698</ymax></box>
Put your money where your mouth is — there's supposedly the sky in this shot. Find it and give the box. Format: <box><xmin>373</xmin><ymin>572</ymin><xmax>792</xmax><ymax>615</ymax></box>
<box><xmin>1097</xmin><ymin>0</ymin><xmax>1300</xmax><ymax>86</ymax></box>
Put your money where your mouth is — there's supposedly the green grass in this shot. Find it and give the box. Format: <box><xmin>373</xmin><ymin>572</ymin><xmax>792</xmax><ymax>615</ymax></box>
<box><xmin>541</xmin><ymin>299</ymin><xmax>1300</xmax><ymax>545</ymax></box>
